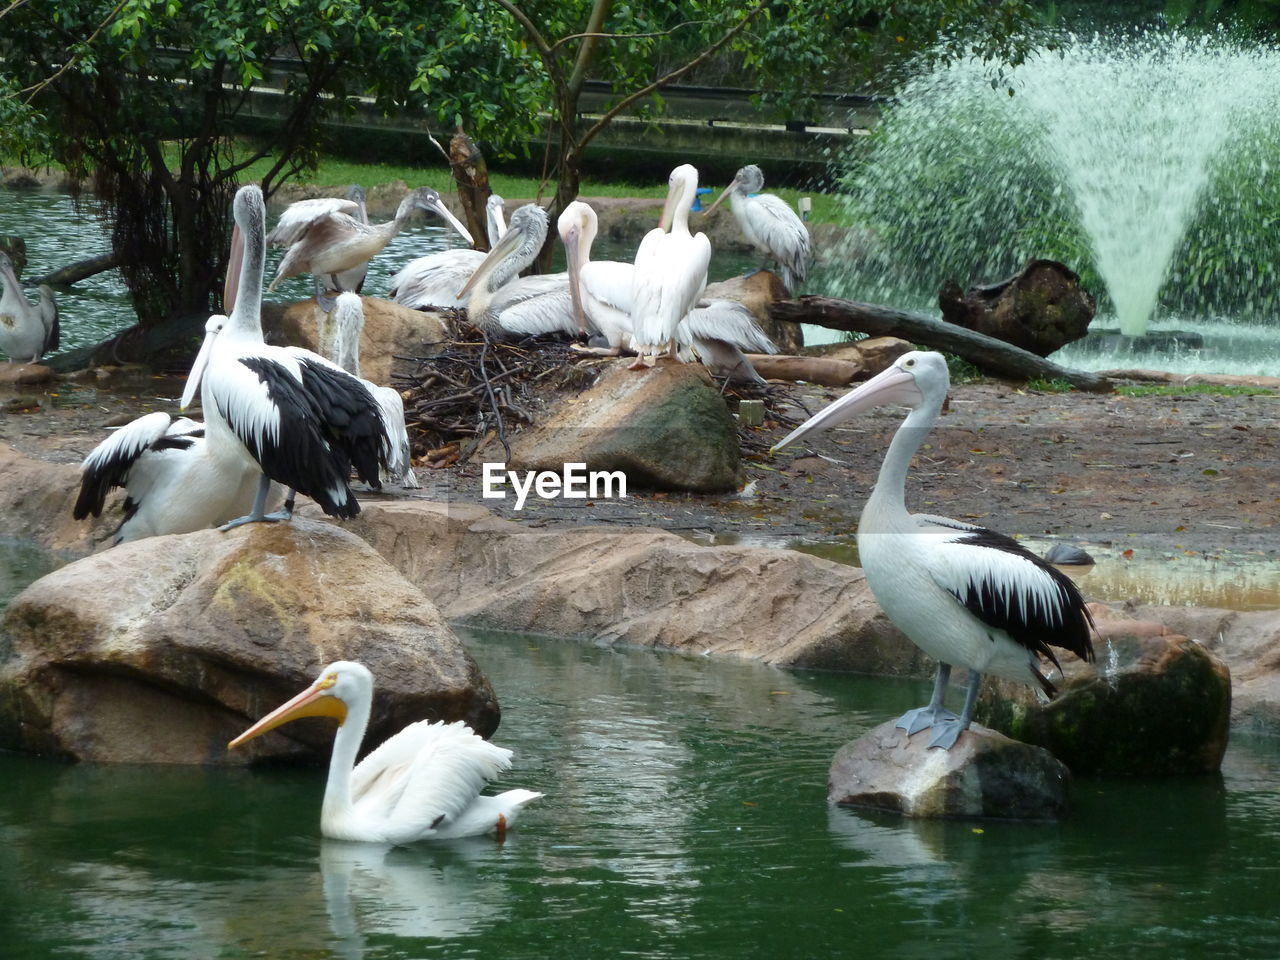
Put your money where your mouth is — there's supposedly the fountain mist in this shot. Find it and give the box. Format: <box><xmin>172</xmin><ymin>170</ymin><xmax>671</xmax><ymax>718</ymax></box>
<box><xmin>834</xmin><ymin>30</ymin><xmax>1280</xmax><ymax>360</ymax></box>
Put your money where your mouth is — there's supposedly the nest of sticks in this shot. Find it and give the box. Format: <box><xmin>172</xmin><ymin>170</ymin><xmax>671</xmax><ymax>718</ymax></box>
<box><xmin>392</xmin><ymin>320</ymin><xmax>805</xmax><ymax>470</ymax></box>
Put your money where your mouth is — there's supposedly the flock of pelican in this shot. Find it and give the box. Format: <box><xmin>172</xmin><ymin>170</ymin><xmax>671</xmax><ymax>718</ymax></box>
<box><xmin>58</xmin><ymin>162</ymin><xmax>1096</xmax><ymax>840</ymax></box>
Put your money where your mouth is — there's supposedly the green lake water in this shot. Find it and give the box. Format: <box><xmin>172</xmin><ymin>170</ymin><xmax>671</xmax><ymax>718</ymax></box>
<box><xmin>4</xmin><ymin>541</ymin><xmax>1280</xmax><ymax>959</ymax></box>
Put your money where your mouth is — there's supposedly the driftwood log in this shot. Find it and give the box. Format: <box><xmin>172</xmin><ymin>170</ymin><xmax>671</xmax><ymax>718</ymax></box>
<box><xmin>744</xmin><ymin>354</ymin><xmax>861</xmax><ymax>386</ymax></box>
<box><xmin>770</xmin><ymin>296</ymin><xmax>1112</xmax><ymax>393</ymax></box>
<box><xmin>33</xmin><ymin>252</ymin><xmax>121</xmax><ymax>287</ymax></box>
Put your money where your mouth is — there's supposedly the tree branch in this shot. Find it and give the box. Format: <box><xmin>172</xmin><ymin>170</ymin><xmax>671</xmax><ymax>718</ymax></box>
<box><xmin>566</xmin><ymin>0</ymin><xmax>612</xmax><ymax>99</ymax></box>
<box><xmin>575</xmin><ymin>0</ymin><xmax>768</xmax><ymax>151</ymax></box>
<box><xmin>550</xmin><ymin>19</ymin><xmax>710</xmax><ymax>56</ymax></box>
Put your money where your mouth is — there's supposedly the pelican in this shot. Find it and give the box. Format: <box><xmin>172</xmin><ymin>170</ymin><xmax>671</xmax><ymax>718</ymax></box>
<box><xmin>388</xmin><ymin>194</ymin><xmax>507</xmax><ymax>310</ymax></box>
<box><xmin>321</xmin><ymin>292</ymin><xmax>420</xmax><ymax>489</ymax></box>
<box><xmin>630</xmin><ymin>164</ymin><xmax>712</xmax><ymax>367</ymax></box>
<box><xmin>772</xmin><ymin>351</ymin><xmax>1095</xmax><ymax>749</ymax></box>
<box><xmin>267</xmin><ymin>184</ymin><xmax>371</xmax><ymax>298</ymax></box>
<box><xmin>268</xmin><ymin>187</ymin><xmax>473</xmax><ymax>307</ymax></box>
<box><xmin>229</xmin><ymin>660</ymin><xmax>543</xmax><ymax>843</ymax></box>
<box><xmin>0</xmin><ymin>251</ymin><xmax>59</xmax><ymax>363</ymax></box>
<box><xmin>72</xmin><ymin>396</ymin><xmax>275</xmax><ymax>544</ymax></box>
<box><xmin>456</xmin><ymin>204</ymin><xmax>577</xmax><ymax>339</ymax></box>
<box><xmin>182</xmin><ymin>184</ymin><xmax>390</xmax><ymax>526</ymax></box>
<box><xmin>560</xmin><ymin>200</ymin><xmax>774</xmax><ymax>382</ymax></box>
<box><xmin>704</xmin><ymin>164</ymin><xmax>810</xmax><ymax>293</ymax></box>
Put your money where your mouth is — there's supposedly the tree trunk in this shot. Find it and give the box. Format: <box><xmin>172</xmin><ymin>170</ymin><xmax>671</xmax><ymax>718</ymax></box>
<box><xmin>770</xmin><ymin>296</ymin><xmax>1112</xmax><ymax>393</ymax></box>
<box><xmin>449</xmin><ymin>127</ymin><xmax>492</xmax><ymax>251</ymax></box>
<box><xmin>33</xmin><ymin>252</ymin><xmax>121</xmax><ymax>286</ymax></box>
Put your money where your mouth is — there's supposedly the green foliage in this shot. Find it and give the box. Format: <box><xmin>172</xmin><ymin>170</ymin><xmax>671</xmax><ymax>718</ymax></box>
<box><xmin>1115</xmin><ymin>382</ymin><xmax>1276</xmax><ymax>397</ymax></box>
<box><xmin>1025</xmin><ymin>376</ymin><xmax>1075</xmax><ymax>392</ymax></box>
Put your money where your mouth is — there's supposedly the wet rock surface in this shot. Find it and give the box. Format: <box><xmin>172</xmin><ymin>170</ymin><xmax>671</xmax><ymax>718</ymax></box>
<box><xmin>829</xmin><ymin>720</ymin><xmax>1072</xmax><ymax>820</ymax></box>
<box><xmin>976</xmin><ymin>605</ymin><xmax>1232</xmax><ymax>775</ymax></box>
<box><xmin>0</xmin><ymin>518</ymin><xmax>499</xmax><ymax>763</ymax></box>
<box><xmin>506</xmin><ymin>359</ymin><xmax>744</xmax><ymax>493</ymax></box>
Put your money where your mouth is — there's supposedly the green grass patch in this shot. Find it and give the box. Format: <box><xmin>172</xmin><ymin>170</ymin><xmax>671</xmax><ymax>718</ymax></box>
<box><xmin>1025</xmin><ymin>377</ymin><xmax>1075</xmax><ymax>394</ymax></box>
<box><xmin>1115</xmin><ymin>382</ymin><xmax>1276</xmax><ymax>397</ymax></box>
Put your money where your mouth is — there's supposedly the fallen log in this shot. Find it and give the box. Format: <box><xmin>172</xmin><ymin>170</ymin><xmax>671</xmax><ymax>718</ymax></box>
<box><xmin>745</xmin><ymin>354</ymin><xmax>861</xmax><ymax>386</ymax></box>
<box><xmin>33</xmin><ymin>252</ymin><xmax>121</xmax><ymax>287</ymax></box>
<box><xmin>770</xmin><ymin>295</ymin><xmax>1112</xmax><ymax>393</ymax></box>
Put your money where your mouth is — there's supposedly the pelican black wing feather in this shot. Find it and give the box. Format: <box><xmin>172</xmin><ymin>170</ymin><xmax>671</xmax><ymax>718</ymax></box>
<box><xmin>948</xmin><ymin>526</ymin><xmax>1096</xmax><ymax>684</ymax></box>
<box><xmin>232</xmin><ymin>357</ymin><xmax>385</xmax><ymax>518</ymax></box>
<box><xmin>73</xmin><ymin>429</ymin><xmax>198</xmax><ymax>519</ymax></box>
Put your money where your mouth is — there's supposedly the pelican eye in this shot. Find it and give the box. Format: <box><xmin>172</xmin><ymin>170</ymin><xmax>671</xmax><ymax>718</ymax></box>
<box><xmin>904</xmin><ymin>358</ymin><xmax>916</xmax><ymax>368</ymax></box>
<box><xmin>317</xmin><ymin>673</ymin><xmax>338</xmax><ymax>691</ymax></box>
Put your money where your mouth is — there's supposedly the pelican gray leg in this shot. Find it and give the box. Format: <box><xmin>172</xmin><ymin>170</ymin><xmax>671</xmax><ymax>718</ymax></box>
<box><xmin>220</xmin><ymin>477</ymin><xmax>293</xmax><ymax>530</ymax></box>
<box><xmin>895</xmin><ymin>663</ymin><xmax>959</xmax><ymax>736</ymax></box>
<box><xmin>926</xmin><ymin>669</ymin><xmax>983</xmax><ymax>750</ymax></box>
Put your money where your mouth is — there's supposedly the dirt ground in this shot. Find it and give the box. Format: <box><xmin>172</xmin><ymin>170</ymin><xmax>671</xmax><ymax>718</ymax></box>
<box><xmin>3</xmin><ymin>364</ymin><xmax>1277</xmax><ymax>562</ymax></box>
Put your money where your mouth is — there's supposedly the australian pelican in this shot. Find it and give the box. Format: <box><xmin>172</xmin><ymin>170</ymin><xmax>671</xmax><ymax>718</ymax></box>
<box><xmin>229</xmin><ymin>660</ymin><xmax>542</xmax><ymax>843</ymax></box>
<box><xmin>321</xmin><ymin>292</ymin><xmax>420</xmax><ymax>489</ymax></box>
<box><xmin>704</xmin><ymin>164</ymin><xmax>811</xmax><ymax>293</ymax></box>
<box><xmin>630</xmin><ymin>164</ymin><xmax>712</xmax><ymax>367</ymax></box>
<box><xmin>772</xmin><ymin>351</ymin><xmax>1095</xmax><ymax>749</ymax></box>
<box><xmin>559</xmin><ymin>200</ymin><xmax>774</xmax><ymax>382</ymax></box>
<box><xmin>0</xmin><ymin>250</ymin><xmax>59</xmax><ymax>363</ymax></box>
<box><xmin>455</xmin><ymin>204</ymin><xmax>576</xmax><ymax>339</ymax></box>
<box><xmin>268</xmin><ymin>186</ymin><xmax>472</xmax><ymax>308</ymax></box>
<box><xmin>388</xmin><ymin>194</ymin><xmax>507</xmax><ymax>310</ymax></box>
<box><xmin>182</xmin><ymin>184</ymin><xmax>390</xmax><ymax>527</ymax></box>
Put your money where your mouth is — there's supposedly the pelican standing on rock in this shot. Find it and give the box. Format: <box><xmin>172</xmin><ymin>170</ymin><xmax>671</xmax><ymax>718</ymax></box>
<box><xmin>388</xmin><ymin>194</ymin><xmax>506</xmax><ymax>310</ymax></box>
<box><xmin>630</xmin><ymin>164</ymin><xmax>711</xmax><ymax>367</ymax></box>
<box><xmin>182</xmin><ymin>184</ymin><xmax>390</xmax><ymax>526</ymax></box>
<box><xmin>0</xmin><ymin>251</ymin><xmax>59</xmax><ymax>363</ymax></box>
<box><xmin>229</xmin><ymin>661</ymin><xmax>543</xmax><ymax>843</ymax></box>
<box><xmin>268</xmin><ymin>187</ymin><xmax>473</xmax><ymax>307</ymax></box>
<box><xmin>704</xmin><ymin>164</ymin><xmax>810</xmax><ymax>293</ymax></box>
<box><xmin>772</xmin><ymin>351</ymin><xmax>1095</xmax><ymax>749</ymax></box>
<box><xmin>320</xmin><ymin>292</ymin><xmax>420</xmax><ymax>489</ymax></box>
<box><xmin>456</xmin><ymin>204</ymin><xmax>576</xmax><ymax>338</ymax></box>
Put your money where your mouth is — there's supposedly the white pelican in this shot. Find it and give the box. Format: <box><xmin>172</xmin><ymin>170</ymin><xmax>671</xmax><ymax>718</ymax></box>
<box><xmin>630</xmin><ymin>164</ymin><xmax>712</xmax><ymax>367</ymax></box>
<box><xmin>559</xmin><ymin>200</ymin><xmax>774</xmax><ymax>382</ymax></box>
<box><xmin>772</xmin><ymin>351</ymin><xmax>1095</xmax><ymax>749</ymax></box>
<box><xmin>321</xmin><ymin>292</ymin><xmax>420</xmax><ymax>489</ymax></box>
<box><xmin>267</xmin><ymin>184</ymin><xmax>371</xmax><ymax>298</ymax></box>
<box><xmin>182</xmin><ymin>184</ymin><xmax>390</xmax><ymax>526</ymax></box>
<box><xmin>456</xmin><ymin>204</ymin><xmax>576</xmax><ymax>339</ymax></box>
<box><xmin>229</xmin><ymin>661</ymin><xmax>543</xmax><ymax>843</ymax></box>
<box><xmin>388</xmin><ymin>194</ymin><xmax>507</xmax><ymax>310</ymax></box>
<box><xmin>704</xmin><ymin>164</ymin><xmax>811</xmax><ymax>293</ymax></box>
<box><xmin>72</xmin><ymin>400</ymin><xmax>273</xmax><ymax>544</ymax></box>
<box><xmin>0</xmin><ymin>250</ymin><xmax>59</xmax><ymax>363</ymax></box>
<box><xmin>268</xmin><ymin>187</ymin><xmax>473</xmax><ymax>307</ymax></box>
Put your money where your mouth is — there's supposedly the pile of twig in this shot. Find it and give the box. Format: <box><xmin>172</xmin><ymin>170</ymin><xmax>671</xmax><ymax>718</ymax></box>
<box><xmin>392</xmin><ymin>336</ymin><xmax>605</xmax><ymax>468</ymax></box>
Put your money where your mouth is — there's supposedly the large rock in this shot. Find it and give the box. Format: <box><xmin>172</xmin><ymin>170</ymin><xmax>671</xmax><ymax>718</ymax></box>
<box><xmin>261</xmin><ymin>295</ymin><xmax>447</xmax><ymax>386</ymax></box>
<box><xmin>0</xmin><ymin>518</ymin><xmax>499</xmax><ymax>764</ymax></box>
<box><xmin>316</xmin><ymin>500</ymin><xmax>916</xmax><ymax>672</ymax></box>
<box><xmin>0</xmin><ymin>442</ymin><xmax>108</xmax><ymax>553</ymax></box>
<box><xmin>939</xmin><ymin>258</ymin><xmax>1095</xmax><ymax>357</ymax></box>
<box><xmin>0</xmin><ymin>362</ymin><xmax>53</xmax><ymax>388</ymax></box>
<box><xmin>829</xmin><ymin>720</ymin><xmax>1072</xmax><ymax>820</ymax></box>
<box><xmin>506</xmin><ymin>360</ymin><xmax>744</xmax><ymax>493</ymax></box>
<box><xmin>976</xmin><ymin>606</ymin><xmax>1231</xmax><ymax>775</ymax></box>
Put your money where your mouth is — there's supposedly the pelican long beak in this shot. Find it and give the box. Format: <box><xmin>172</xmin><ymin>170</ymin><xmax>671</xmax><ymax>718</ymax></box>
<box><xmin>770</xmin><ymin>364</ymin><xmax>923</xmax><ymax>455</ymax></box>
<box><xmin>562</xmin><ymin>226</ymin><xmax>588</xmax><ymax>337</ymax></box>
<box><xmin>658</xmin><ymin>186</ymin><xmax>676</xmax><ymax>232</ymax></box>
<box><xmin>179</xmin><ymin>321</ymin><xmax>221</xmax><ymax>411</ymax></box>
<box><xmin>223</xmin><ymin>223</ymin><xmax>244</xmax><ymax>314</ymax></box>
<box><xmin>703</xmin><ymin>175</ymin><xmax>741</xmax><ymax>216</ymax></box>
<box><xmin>456</xmin><ymin>223</ymin><xmax>525</xmax><ymax>299</ymax></box>
<box><xmin>421</xmin><ymin>195</ymin><xmax>475</xmax><ymax>246</ymax></box>
<box><xmin>228</xmin><ymin>681</ymin><xmax>349</xmax><ymax>749</ymax></box>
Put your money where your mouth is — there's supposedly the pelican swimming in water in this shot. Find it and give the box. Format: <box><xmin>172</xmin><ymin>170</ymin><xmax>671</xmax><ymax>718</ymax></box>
<box><xmin>772</xmin><ymin>351</ymin><xmax>1095</xmax><ymax>749</ymax></box>
<box><xmin>455</xmin><ymin>204</ymin><xmax>576</xmax><ymax>339</ymax></box>
<box><xmin>559</xmin><ymin>200</ymin><xmax>774</xmax><ymax>382</ymax></box>
<box><xmin>320</xmin><ymin>292</ymin><xmax>420</xmax><ymax>489</ymax></box>
<box><xmin>267</xmin><ymin>184</ymin><xmax>371</xmax><ymax>298</ymax></box>
<box><xmin>229</xmin><ymin>660</ymin><xmax>543</xmax><ymax>843</ymax></box>
<box><xmin>268</xmin><ymin>186</ymin><xmax>473</xmax><ymax>307</ymax></box>
<box><xmin>0</xmin><ymin>251</ymin><xmax>59</xmax><ymax>363</ymax></box>
<box><xmin>183</xmin><ymin>184</ymin><xmax>390</xmax><ymax>526</ymax></box>
<box><xmin>630</xmin><ymin>164</ymin><xmax>712</xmax><ymax>367</ymax></box>
<box><xmin>388</xmin><ymin>194</ymin><xmax>507</xmax><ymax>310</ymax></box>
<box><xmin>704</xmin><ymin>164</ymin><xmax>810</xmax><ymax>293</ymax></box>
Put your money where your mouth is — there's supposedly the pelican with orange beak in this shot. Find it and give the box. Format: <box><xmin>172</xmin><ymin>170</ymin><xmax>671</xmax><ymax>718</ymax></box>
<box><xmin>229</xmin><ymin>661</ymin><xmax>542</xmax><ymax>843</ymax></box>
